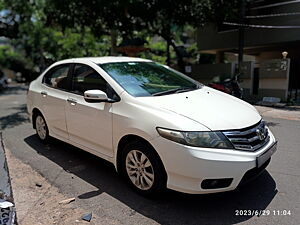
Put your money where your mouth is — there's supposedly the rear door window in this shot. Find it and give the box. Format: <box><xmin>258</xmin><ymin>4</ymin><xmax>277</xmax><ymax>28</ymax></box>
<box><xmin>43</xmin><ymin>64</ymin><xmax>70</xmax><ymax>90</ymax></box>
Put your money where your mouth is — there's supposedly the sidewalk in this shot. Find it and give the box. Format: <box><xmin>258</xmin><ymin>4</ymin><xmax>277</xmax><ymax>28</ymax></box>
<box><xmin>255</xmin><ymin>105</ymin><xmax>300</xmax><ymax>121</ymax></box>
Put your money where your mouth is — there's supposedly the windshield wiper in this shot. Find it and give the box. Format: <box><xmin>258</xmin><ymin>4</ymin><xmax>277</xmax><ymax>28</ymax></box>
<box><xmin>175</xmin><ymin>87</ymin><xmax>198</xmax><ymax>93</ymax></box>
<box><xmin>152</xmin><ymin>86</ymin><xmax>198</xmax><ymax>96</ymax></box>
<box><xmin>152</xmin><ymin>88</ymin><xmax>182</xmax><ymax>96</ymax></box>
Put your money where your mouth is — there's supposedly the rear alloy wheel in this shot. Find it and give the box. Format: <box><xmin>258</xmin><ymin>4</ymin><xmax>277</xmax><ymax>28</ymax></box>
<box><xmin>121</xmin><ymin>142</ymin><xmax>166</xmax><ymax>196</ymax></box>
<box><xmin>35</xmin><ymin>114</ymin><xmax>49</xmax><ymax>142</ymax></box>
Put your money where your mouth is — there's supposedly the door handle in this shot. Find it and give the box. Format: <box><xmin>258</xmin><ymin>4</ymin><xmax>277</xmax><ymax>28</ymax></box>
<box><xmin>41</xmin><ymin>91</ymin><xmax>48</xmax><ymax>97</ymax></box>
<box><xmin>67</xmin><ymin>98</ymin><xmax>77</xmax><ymax>106</ymax></box>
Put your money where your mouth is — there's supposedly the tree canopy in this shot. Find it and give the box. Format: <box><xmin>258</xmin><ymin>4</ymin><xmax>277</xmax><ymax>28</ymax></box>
<box><xmin>0</xmin><ymin>0</ymin><xmax>239</xmax><ymax>80</ymax></box>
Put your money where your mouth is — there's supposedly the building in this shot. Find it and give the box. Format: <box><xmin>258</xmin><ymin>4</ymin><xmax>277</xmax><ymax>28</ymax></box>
<box><xmin>194</xmin><ymin>0</ymin><xmax>300</xmax><ymax>102</ymax></box>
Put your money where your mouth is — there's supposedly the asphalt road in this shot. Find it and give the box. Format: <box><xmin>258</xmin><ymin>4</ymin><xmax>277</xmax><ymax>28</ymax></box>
<box><xmin>1</xmin><ymin>84</ymin><xmax>299</xmax><ymax>225</ymax></box>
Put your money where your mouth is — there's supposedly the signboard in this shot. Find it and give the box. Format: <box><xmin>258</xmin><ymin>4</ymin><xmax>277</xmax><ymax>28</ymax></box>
<box><xmin>260</xmin><ymin>59</ymin><xmax>290</xmax><ymax>78</ymax></box>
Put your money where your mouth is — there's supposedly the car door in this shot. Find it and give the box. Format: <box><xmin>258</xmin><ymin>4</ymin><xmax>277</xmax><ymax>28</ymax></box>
<box><xmin>65</xmin><ymin>63</ymin><xmax>114</xmax><ymax>157</ymax></box>
<box><xmin>41</xmin><ymin>64</ymin><xmax>71</xmax><ymax>140</ymax></box>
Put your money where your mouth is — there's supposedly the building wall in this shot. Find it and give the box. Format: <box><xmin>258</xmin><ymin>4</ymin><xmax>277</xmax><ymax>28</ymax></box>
<box><xmin>190</xmin><ymin>63</ymin><xmax>234</xmax><ymax>83</ymax></box>
<box><xmin>258</xmin><ymin>59</ymin><xmax>290</xmax><ymax>100</ymax></box>
<box><xmin>239</xmin><ymin>61</ymin><xmax>253</xmax><ymax>99</ymax></box>
<box><xmin>255</xmin><ymin>51</ymin><xmax>283</xmax><ymax>62</ymax></box>
<box><xmin>191</xmin><ymin>59</ymin><xmax>290</xmax><ymax>101</ymax></box>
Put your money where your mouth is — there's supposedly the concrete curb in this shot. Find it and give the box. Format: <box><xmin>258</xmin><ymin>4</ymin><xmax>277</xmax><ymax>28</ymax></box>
<box><xmin>0</xmin><ymin>132</ymin><xmax>16</xmax><ymax>225</ymax></box>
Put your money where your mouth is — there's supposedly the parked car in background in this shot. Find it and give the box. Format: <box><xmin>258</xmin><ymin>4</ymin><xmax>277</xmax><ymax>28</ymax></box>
<box><xmin>0</xmin><ymin>70</ymin><xmax>8</xmax><ymax>91</ymax></box>
<box><xmin>27</xmin><ymin>57</ymin><xmax>277</xmax><ymax>196</ymax></box>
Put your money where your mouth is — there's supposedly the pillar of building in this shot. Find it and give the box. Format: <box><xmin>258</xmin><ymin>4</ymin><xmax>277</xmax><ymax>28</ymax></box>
<box><xmin>215</xmin><ymin>51</ymin><xmax>224</xmax><ymax>63</ymax></box>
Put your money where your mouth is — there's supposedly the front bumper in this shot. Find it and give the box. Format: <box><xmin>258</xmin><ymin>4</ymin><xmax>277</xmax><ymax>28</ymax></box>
<box><xmin>151</xmin><ymin>129</ymin><xmax>277</xmax><ymax>194</ymax></box>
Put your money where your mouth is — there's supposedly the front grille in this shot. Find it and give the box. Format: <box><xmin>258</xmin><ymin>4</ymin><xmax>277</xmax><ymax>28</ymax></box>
<box><xmin>223</xmin><ymin>120</ymin><xmax>270</xmax><ymax>152</ymax></box>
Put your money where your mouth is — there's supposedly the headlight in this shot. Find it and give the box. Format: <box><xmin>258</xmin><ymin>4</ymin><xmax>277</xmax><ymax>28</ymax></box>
<box><xmin>156</xmin><ymin>127</ymin><xmax>233</xmax><ymax>149</ymax></box>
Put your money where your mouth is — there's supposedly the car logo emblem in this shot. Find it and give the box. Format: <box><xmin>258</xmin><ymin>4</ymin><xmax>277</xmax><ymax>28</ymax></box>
<box><xmin>256</xmin><ymin>128</ymin><xmax>266</xmax><ymax>141</ymax></box>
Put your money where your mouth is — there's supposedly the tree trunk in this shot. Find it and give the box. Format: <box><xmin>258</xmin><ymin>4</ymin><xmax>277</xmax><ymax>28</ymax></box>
<box><xmin>110</xmin><ymin>30</ymin><xmax>118</xmax><ymax>56</ymax></box>
<box><xmin>166</xmin><ymin>38</ymin><xmax>171</xmax><ymax>66</ymax></box>
<box><xmin>169</xmin><ymin>40</ymin><xmax>184</xmax><ymax>72</ymax></box>
<box><xmin>39</xmin><ymin>48</ymin><xmax>46</xmax><ymax>72</ymax></box>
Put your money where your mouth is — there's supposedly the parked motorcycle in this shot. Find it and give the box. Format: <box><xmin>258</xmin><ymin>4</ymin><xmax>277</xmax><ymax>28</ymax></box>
<box><xmin>208</xmin><ymin>75</ymin><xmax>243</xmax><ymax>98</ymax></box>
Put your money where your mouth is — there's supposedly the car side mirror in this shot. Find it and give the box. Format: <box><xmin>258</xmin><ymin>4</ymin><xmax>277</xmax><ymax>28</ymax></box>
<box><xmin>84</xmin><ymin>90</ymin><xmax>108</xmax><ymax>103</ymax></box>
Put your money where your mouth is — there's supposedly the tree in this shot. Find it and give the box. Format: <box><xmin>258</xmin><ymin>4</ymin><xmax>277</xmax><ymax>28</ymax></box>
<box><xmin>0</xmin><ymin>0</ymin><xmax>240</xmax><ymax>79</ymax></box>
<box><xmin>43</xmin><ymin>0</ymin><xmax>237</xmax><ymax>69</ymax></box>
<box><xmin>0</xmin><ymin>0</ymin><xmax>111</xmax><ymax>79</ymax></box>
<box><xmin>42</xmin><ymin>0</ymin><xmax>212</xmax><ymax>68</ymax></box>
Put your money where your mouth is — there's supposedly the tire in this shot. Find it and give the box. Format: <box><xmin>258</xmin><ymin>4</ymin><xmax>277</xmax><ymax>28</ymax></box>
<box><xmin>34</xmin><ymin>113</ymin><xmax>50</xmax><ymax>143</ymax></box>
<box><xmin>120</xmin><ymin>141</ymin><xmax>167</xmax><ymax>196</ymax></box>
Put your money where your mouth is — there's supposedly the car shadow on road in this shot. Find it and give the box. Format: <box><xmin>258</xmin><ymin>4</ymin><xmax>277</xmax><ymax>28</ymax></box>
<box><xmin>265</xmin><ymin>121</ymin><xmax>280</xmax><ymax>127</ymax></box>
<box><xmin>24</xmin><ymin>135</ymin><xmax>278</xmax><ymax>225</ymax></box>
<box><xmin>0</xmin><ymin>104</ymin><xmax>29</xmax><ymax>130</ymax></box>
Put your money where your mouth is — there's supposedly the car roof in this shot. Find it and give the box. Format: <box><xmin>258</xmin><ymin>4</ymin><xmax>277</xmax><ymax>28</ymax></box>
<box><xmin>57</xmin><ymin>56</ymin><xmax>152</xmax><ymax>65</ymax></box>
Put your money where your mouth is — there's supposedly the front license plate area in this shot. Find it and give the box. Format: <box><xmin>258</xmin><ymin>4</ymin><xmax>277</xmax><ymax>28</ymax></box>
<box><xmin>256</xmin><ymin>141</ymin><xmax>277</xmax><ymax>168</ymax></box>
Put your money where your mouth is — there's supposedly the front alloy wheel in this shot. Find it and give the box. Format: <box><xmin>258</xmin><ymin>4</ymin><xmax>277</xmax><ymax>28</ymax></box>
<box><xmin>126</xmin><ymin>150</ymin><xmax>155</xmax><ymax>190</ymax></box>
<box><xmin>120</xmin><ymin>141</ymin><xmax>167</xmax><ymax>196</ymax></box>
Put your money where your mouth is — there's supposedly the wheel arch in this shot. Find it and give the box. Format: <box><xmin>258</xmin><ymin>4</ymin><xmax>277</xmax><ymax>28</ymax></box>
<box><xmin>116</xmin><ymin>134</ymin><xmax>167</xmax><ymax>177</ymax></box>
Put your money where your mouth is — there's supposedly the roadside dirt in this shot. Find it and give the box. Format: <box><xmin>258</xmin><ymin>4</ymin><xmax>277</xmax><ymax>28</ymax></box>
<box><xmin>5</xmin><ymin>148</ymin><xmax>96</xmax><ymax>225</ymax></box>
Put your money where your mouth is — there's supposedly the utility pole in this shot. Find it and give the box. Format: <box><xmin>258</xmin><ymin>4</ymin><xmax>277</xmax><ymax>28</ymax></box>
<box><xmin>238</xmin><ymin>0</ymin><xmax>246</xmax><ymax>75</ymax></box>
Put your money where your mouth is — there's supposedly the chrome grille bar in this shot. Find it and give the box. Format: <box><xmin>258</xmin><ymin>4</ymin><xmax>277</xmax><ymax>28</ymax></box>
<box><xmin>222</xmin><ymin>121</ymin><xmax>270</xmax><ymax>152</ymax></box>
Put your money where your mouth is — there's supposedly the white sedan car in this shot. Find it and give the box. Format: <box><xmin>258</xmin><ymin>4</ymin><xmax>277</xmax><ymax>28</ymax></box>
<box><xmin>27</xmin><ymin>57</ymin><xmax>277</xmax><ymax>196</ymax></box>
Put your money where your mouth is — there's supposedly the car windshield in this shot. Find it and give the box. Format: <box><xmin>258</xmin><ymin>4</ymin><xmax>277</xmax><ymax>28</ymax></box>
<box><xmin>99</xmin><ymin>62</ymin><xmax>201</xmax><ymax>97</ymax></box>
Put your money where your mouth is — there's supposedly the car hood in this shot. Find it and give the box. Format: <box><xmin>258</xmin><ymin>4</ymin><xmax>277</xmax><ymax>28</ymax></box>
<box><xmin>139</xmin><ymin>86</ymin><xmax>261</xmax><ymax>131</ymax></box>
